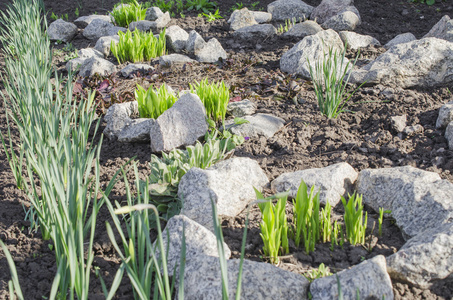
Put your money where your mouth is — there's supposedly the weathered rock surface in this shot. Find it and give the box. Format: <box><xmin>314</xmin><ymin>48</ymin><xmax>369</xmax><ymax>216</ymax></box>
<box><xmin>118</xmin><ymin>119</ymin><xmax>154</xmax><ymax>143</ymax></box>
<box><xmin>165</xmin><ymin>25</ymin><xmax>189</xmax><ymax>52</ymax></box>
<box><xmin>356</xmin><ymin>166</ymin><xmax>453</xmax><ymax>239</ymax></box>
<box><xmin>195</xmin><ymin>38</ymin><xmax>227</xmax><ymax>63</ymax></box>
<box><xmin>227</xmin><ymin>99</ymin><xmax>257</xmax><ymax>117</ymax></box>
<box><xmin>436</xmin><ymin>100</ymin><xmax>453</xmax><ymax>128</ymax></box>
<box><xmin>349</xmin><ymin>38</ymin><xmax>453</xmax><ymax>88</ymax></box>
<box><xmin>47</xmin><ymin>19</ymin><xmax>78</xmax><ymax>42</ymax></box>
<box><xmin>447</xmin><ymin>122</ymin><xmax>453</xmax><ymax>149</ymax></box>
<box><xmin>384</xmin><ymin>32</ymin><xmax>416</xmax><ymax>49</ymax></box>
<box><xmin>74</xmin><ymin>15</ymin><xmax>111</xmax><ymax>28</ymax></box>
<box><xmin>267</xmin><ymin>0</ymin><xmax>314</xmax><ymax>21</ymax></box>
<box><xmin>322</xmin><ymin>10</ymin><xmax>360</xmax><ymax>32</ymax></box>
<box><xmin>223</xmin><ymin>113</ymin><xmax>285</xmax><ymax>138</ymax></box>
<box><xmin>423</xmin><ymin>15</ymin><xmax>453</xmax><ymax>42</ymax></box>
<box><xmin>252</xmin><ymin>11</ymin><xmax>272</xmax><ymax>23</ymax></box>
<box><xmin>94</xmin><ymin>35</ymin><xmax>119</xmax><ymax>57</ymax></box>
<box><xmin>339</xmin><ymin>31</ymin><xmax>380</xmax><ymax>49</ymax></box>
<box><xmin>185</xmin><ymin>30</ymin><xmax>206</xmax><ymax>54</ymax></box>
<box><xmin>233</xmin><ymin>24</ymin><xmax>277</xmax><ymax>39</ymax></box>
<box><xmin>66</xmin><ymin>48</ymin><xmax>104</xmax><ymax>72</ymax></box>
<box><xmin>310</xmin><ymin>256</ymin><xmax>393</xmax><ymax>300</ymax></box>
<box><xmin>179</xmin><ymin>157</ymin><xmax>268</xmax><ymax>231</ymax></box>
<box><xmin>284</xmin><ymin>20</ymin><xmax>323</xmax><ymax>38</ymax></box>
<box><xmin>280</xmin><ymin>29</ymin><xmax>346</xmax><ymax>79</ymax></box>
<box><xmin>310</xmin><ymin>0</ymin><xmax>357</xmax><ymax>24</ymax></box>
<box><xmin>78</xmin><ymin>56</ymin><xmax>116</xmax><ymax>77</ymax></box>
<box><xmin>83</xmin><ymin>19</ymin><xmax>126</xmax><ymax>40</ymax></box>
<box><xmin>103</xmin><ymin>101</ymin><xmax>139</xmax><ymax>140</ymax></box>
<box><xmin>159</xmin><ymin>54</ymin><xmax>196</xmax><ymax>67</ymax></box>
<box><xmin>228</xmin><ymin>8</ymin><xmax>258</xmax><ymax>31</ymax></box>
<box><xmin>129</xmin><ymin>20</ymin><xmax>156</xmax><ymax>32</ymax></box>
<box><xmin>390</xmin><ymin>115</ymin><xmax>407</xmax><ymax>133</ymax></box>
<box><xmin>120</xmin><ymin>64</ymin><xmax>154</xmax><ymax>77</ymax></box>
<box><xmin>387</xmin><ymin>222</ymin><xmax>453</xmax><ymax>289</ymax></box>
<box><xmin>149</xmin><ymin>93</ymin><xmax>208</xmax><ymax>152</ymax></box>
<box><xmin>145</xmin><ymin>6</ymin><xmax>164</xmax><ymax>21</ymax></box>
<box><xmin>158</xmin><ymin>215</ymin><xmax>231</xmax><ymax>274</ymax></box>
<box><xmin>181</xmin><ymin>255</ymin><xmax>310</xmax><ymax>299</ymax></box>
<box><xmin>271</xmin><ymin>162</ymin><xmax>358</xmax><ymax>206</ymax></box>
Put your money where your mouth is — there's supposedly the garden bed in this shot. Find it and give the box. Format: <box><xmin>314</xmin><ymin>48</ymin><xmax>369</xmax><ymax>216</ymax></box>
<box><xmin>1</xmin><ymin>0</ymin><xmax>453</xmax><ymax>299</ymax></box>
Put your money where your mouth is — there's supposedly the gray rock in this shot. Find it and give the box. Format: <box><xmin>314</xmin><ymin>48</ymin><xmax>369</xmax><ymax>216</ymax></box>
<box><xmin>322</xmin><ymin>10</ymin><xmax>361</xmax><ymax>32</ymax></box>
<box><xmin>47</xmin><ymin>19</ymin><xmax>78</xmax><ymax>42</ymax></box>
<box><xmin>349</xmin><ymin>38</ymin><xmax>453</xmax><ymax>88</ymax></box>
<box><xmin>129</xmin><ymin>20</ymin><xmax>156</xmax><ymax>32</ymax></box>
<box><xmin>158</xmin><ymin>215</ymin><xmax>231</xmax><ymax>274</ymax></box>
<box><xmin>384</xmin><ymin>32</ymin><xmax>416</xmax><ymax>49</ymax></box>
<box><xmin>387</xmin><ymin>222</ymin><xmax>453</xmax><ymax>289</ymax></box>
<box><xmin>74</xmin><ymin>15</ymin><xmax>111</xmax><ymax>28</ymax></box>
<box><xmin>94</xmin><ymin>35</ymin><xmax>119</xmax><ymax>57</ymax></box>
<box><xmin>403</xmin><ymin>124</ymin><xmax>424</xmax><ymax>136</ymax></box>
<box><xmin>271</xmin><ymin>162</ymin><xmax>358</xmax><ymax>206</ymax></box>
<box><xmin>310</xmin><ymin>256</ymin><xmax>393</xmax><ymax>300</ymax></box>
<box><xmin>154</xmin><ymin>11</ymin><xmax>171</xmax><ymax>30</ymax></box>
<box><xmin>233</xmin><ymin>24</ymin><xmax>277</xmax><ymax>39</ymax></box>
<box><xmin>150</xmin><ymin>93</ymin><xmax>208</xmax><ymax>152</ymax></box>
<box><xmin>339</xmin><ymin>31</ymin><xmax>381</xmax><ymax>49</ymax></box>
<box><xmin>447</xmin><ymin>122</ymin><xmax>453</xmax><ymax>149</ymax></box>
<box><xmin>120</xmin><ymin>63</ymin><xmax>154</xmax><ymax>77</ymax></box>
<box><xmin>280</xmin><ymin>29</ymin><xmax>346</xmax><ymax>79</ymax></box>
<box><xmin>66</xmin><ymin>48</ymin><xmax>104</xmax><ymax>72</ymax></box>
<box><xmin>185</xmin><ymin>30</ymin><xmax>207</xmax><ymax>54</ymax></box>
<box><xmin>436</xmin><ymin>100</ymin><xmax>453</xmax><ymax>128</ymax></box>
<box><xmin>66</xmin><ymin>58</ymin><xmax>86</xmax><ymax>72</ymax></box>
<box><xmin>390</xmin><ymin>115</ymin><xmax>407</xmax><ymax>133</ymax></box>
<box><xmin>104</xmin><ymin>101</ymin><xmax>138</xmax><ymax>140</ymax></box>
<box><xmin>181</xmin><ymin>255</ymin><xmax>310</xmax><ymax>299</ymax></box>
<box><xmin>159</xmin><ymin>54</ymin><xmax>197</xmax><ymax>67</ymax></box>
<box><xmin>223</xmin><ymin>113</ymin><xmax>285</xmax><ymax>138</ymax></box>
<box><xmin>356</xmin><ymin>166</ymin><xmax>453</xmax><ymax>240</ymax></box>
<box><xmin>310</xmin><ymin>0</ymin><xmax>357</xmax><ymax>24</ymax></box>
<box><xmin>267</xmin><ymin>0</ymin><xmax>314</xmax><ymax>22</ymax></box>
<box><xmin>284</xmin><ymin>20</ymin><xmax>323</xmax><ymax>38</ymax></box>
<box><xmin>227</xmin><ymin>99</ymin><xmax>257</xmax><ymax>117</ymax></box>
<box><xmin>78</xmin><ymin>56</ymin><xmax>116</xmax><ymax>77</ymax></box>
<box><xmin>145</xmin><ymin>7</ymin><xmax>164</xmax><ymax>21</ymax></box>
<box><xmin>195</xmin><ymin>38</ymin><xmax>227</xmax><ymax>63</ymax></box>
<box><xmin>423</xmin><ymin>15</ymin><xmax>453</xmax><ymax>42</ymax></box>
<box><xmin>252</xmin><ymin>11</ymin><xmax>272</xmax><ymax>23</ymax></box>
<box><xmin>228</xmin><ymin>8</ymin><xmax>258</xmax><ymax>31</ymax></box>
<box><xmin>83</xmin><ymin>19</ymin><xmax>126</xmax><ymax>40</ymax></box>
<box><xmin>165</xmin><ymin>25</ymin><xmax>189</xmax><ymax>52</ymax></box>
<box><xmin>179</xmin><ymin>157</ymin><xmax>268</xmax><ymax>231</ymax></box>
<box><xmin>118</xmin><ymin>118</ymin><xmax>155</xmax><ymax>143</ymax></box>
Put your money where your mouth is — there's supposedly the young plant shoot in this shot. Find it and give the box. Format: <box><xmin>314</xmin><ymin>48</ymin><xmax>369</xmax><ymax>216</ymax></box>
<box><xmin>341</xmin><ymin>192</ymin><xmax>368</xmax><ymax>245</ymax></box>
<box><xmin>135</xmin><ymin>83</ymin><xmax>177</xmax><ymax>119</ymax></box>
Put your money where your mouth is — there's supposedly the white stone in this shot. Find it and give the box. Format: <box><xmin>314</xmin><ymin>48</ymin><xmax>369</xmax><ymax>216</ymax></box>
<box><xmin>384</xmin><ymin>32</ymin><xmax>416</xmax><ymax>49</ymax></box>
<box><xmin>284</xmin><ymin>21</ymin><xmax>323</xmax><ymax>38</ymax></box>
<box><xmin>339</xmin><ymin>31</ymin><xmax>381</xmax><ymax>49</ymax></box>
<box><xmin>145</xmin><ymin>7</ymin><xmax>164</xmax><ymax>21</ymax></box>
<box><xmin>227</xmin><ymin>99</ymin><xmax>257</xmax><ymax>117</ymax></box>
<box><xmin>233</xmin><ymin>24</ymin><xmax>277</xmax><ymax>39</ymax></box>
<box><xmin>267</xmin><ymin>0</ymin><xmax>314</xmax><ymax>22</ymax></box>
<box><xmin>310</xmin><ymin>0</ymin><xmax>356</xmax><ymax>24</ymax></box>
<box><xmin>223</xmin><ymin>113</ymin><xmax>285</xmax><ymax>138</ymax></box>
<box><xmin>322</xmin><ymin>10</ymin><xmax>360</xmax><ymax>32</ymax></box>
<box><xmin>159</xmin><ymin>54</ymin><xmax>197</xmax><ymax>67</ymax></box>
<box><xmin>47</xmin><ymin>19</ymin><xmax>78</xmax><ymax>42</ymax></box>
<box><xmin>78</xmin><ymin>56</ymin><xmax>116</xmax><ymax>77</ymax></box>
<box><xmin>252</xmin><ymin>11</ymin><xmax>272</xmax><ymax>23</ymax></box>
<box><xmin>165</xmin><ymin>25</ymin><xmax>189</xmax><ymax>52</ymax></box>
<box><xmin>436</xmin><ymin>100</ymin><xmax>453</xmax><ymax>128</ymax></box>
<box><xmin>228</xmin><ymin>8</ymin><xmax>258</xmax><ymax>31</ymax></box>
<box><xmin>195</xmin><ymin>38</ymin><xmax>227</xmax><ymax>63</ymax></box>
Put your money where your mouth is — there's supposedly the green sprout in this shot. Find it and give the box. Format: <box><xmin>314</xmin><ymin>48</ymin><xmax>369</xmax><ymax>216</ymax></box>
<box><xmin>378</xmin><ymin>208</ymin><xmax>391</xmax><ymax>237</ymax></box>
<box><xmin>303</xmin><ymin>263</ymin><xmax>333</xmax><ymax>282</ymax></box>
<box><xmin>110</xmin><ymin>0</ymin><xmax>147</xmax><ymax>27</ymax></box>
<box><xmin>202</xmin><ymin>9</ymin><xmax>222</xmax><ymax>22</ymax></box>
<box><xmin>341</xmin><ymin>192</ymin><xmax>368</xmax><ymax>245</ymax></box>
<box><xmin>320</xmin><ymin>201</ymin><xmax>332</xmax><ymax>243</ymax></box>
<box><xmin>135</xmin><ymin>83</ymin><xmax>177</xmax><ymax>119</ymax></box>
<box><xmin>189</xmin><ymin>78</ymin><xmax>230</xmax><ymax>122</ymax></box>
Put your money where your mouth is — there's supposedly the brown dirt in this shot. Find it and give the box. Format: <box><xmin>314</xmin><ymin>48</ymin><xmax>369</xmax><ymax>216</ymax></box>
<box><xmin>1</xmin><ymin>0</ymin><xmax>453</xmax><ymax>299</ymax></box>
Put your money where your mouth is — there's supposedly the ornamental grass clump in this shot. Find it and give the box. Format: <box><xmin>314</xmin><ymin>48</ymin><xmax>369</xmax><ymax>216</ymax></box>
<box><xmin>307</xmin><ymin>44</ymin><xmax>363</xmax><ymax>118</ymax></box>
<box><xmin>190</xmin><ymin>78</ymin><xmax>230</xmax><ymax>122</ymax></box>
<box><xmin>110</xmin><ymin>0</ymin><xmax>147</xmax><ymax>27</ymax></box>
<box><xmin>111</xmin><ymin>29</ymin><xmax>166</xmax><ymax>63</ymax></box>
<box><xmin>255</xmin><ymin>189</ymin><xmax>289</xmax><ymax>264</ymax></box>
<box><xmin>341</xmin><ymin>192</ymin><xmax>368</xmax><ymax>245</ymax></box>
<box><xmin>135</xmin><ymin>83</ymin><xmax>177</xmax><ymax>119</ymax></box>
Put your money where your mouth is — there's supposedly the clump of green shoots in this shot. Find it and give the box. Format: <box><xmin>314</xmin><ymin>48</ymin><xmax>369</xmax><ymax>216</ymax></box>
<box><xmin>341</xmin><ymin>192</ymin><xmax>367</xmax><ymax>245</ymax></box>
<box><xmin>111</xmin><ymin>29</ymin><xmax>166</xmax><ymax>63</ymax></box>
<box><xmin>135</xmin><ymin>83</ymin><xmax>177</xmax><ymax>119</ymax></box>
<box><xmin>255</xmin><ymin>189</ymin><xmax>289</xmax><ymax>264</ymax></box>
<box><xmin>110</xmin><ymin>0</ymin><xmax>147</xmax><ymax>27</ymax></box>
<box><xmin>330</xmin><ymin>220</ymin><xmax>344</xmax><ymax>250</ymax></box>
<box><xmin>320</xmin><ymin>201</ymin><xmax>332</xmax><ymax>243</ymax></box>
<box><xmin>378</xmin><ymin>208</ymin><xmax>391</xmax><ymax>237</ymax></box>
<box><xmin>277</xmin><ymin>17</ymin><xmax>296</xmax><ymax>33</ymax></box>
<box><xmin>189</xmin><ymin>78</ymin><xmax>230</xmax><ymax>122</ymax></box>
<box><xmin>303</xmin><ymin>263</ymin><xmax>333</xmax><ymax>282</ymax></box>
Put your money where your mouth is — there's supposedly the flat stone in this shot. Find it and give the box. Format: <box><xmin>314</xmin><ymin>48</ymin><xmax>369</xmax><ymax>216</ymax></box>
<box><xmin>129</xmin><ymin>20</ymin><xmax>156</xmax><ymax>32</ymax></box>
<box><xmin>356</xmin><ymin>166</ymin><xmax>453</xmax><ymax>240</ymax></box>
<box><xmin>145</xmin><ymin>6</ymin><xmax>164</xmax><ymax>21</ymax></box>
<box><xmin>228</xmin><ymin>8</ymin><xmax>258</xmax><ymax>31</ymax></box>
<box><xmin>387</xmin><ymin>222</ymin><xmax>453</xmax><ymax>289</ymax></box>
<box><xmin>117</xmin><ymin>118</ymin><xmax>154</xmax><ymax>143</ymax></box>
<box><xmin>120</xmin><ymin>63</ymin><xmax>154</xmax><ymax>77</ymax></box>
<box><xmin>423</xmin><ymin>15</ymin><xmax>453</xmax><ymax>42</ymax></box>
<box><xmin>181</xmin><ymin>255</ymin><xmax>309</xmax><ymax>299</ymax></box>
<box><xmin>74</xmin><ymin>15</ymin><xmax>111</xmax><ymax>28</ymax></box>
<box><xmin>159</xmin><ymin>54</ymin><xmax>197</xmax><ymax>67</ymax></box>
<box><xmin>384</xmin><ymin>32</ymin><xmax>416</xmax><ymax>49</ymax></box>
<box><xmin>252</xmin><ymin>11</ymin><xmax>272</xmax><ymax>23</ymax></box>
<box><xmin>339</xmin><ymin>31</ymin><xmax>381</xmax><ymax>49</ymax></box>
<box><xmin>284</xmin><ymin>20</ymin><xmax>323</xmax><ymax>38</ymax></box>
<box><xmin>233</xmin><ymin>24</ymin><xmax>277</xmax><ymax>39</ymax></box>
<box><xmin>390</xmin><ymin>115</ymin><xmax>407</xmax><ymax>133</ymax></box>
<box><xmin>149</xmin><ymin>93</ymin><xmax>208</xmax><ymax>152</ymax></box>
<box><xmin>310</xmin><ymin>256</ymin><xmax>393</xmax><ymax>300</ymax></box>
<box><xmin>47</xmin><ymin>19</ymin><xmax>78</xmax><ymax>42</ymax></box>
<box><xmin>447</xmin><ymin>122</ymin><xmax>453</xmax><ymax>149</ymax></box>
<box><xmin>94</xmin><ymin>35</ymin><xmax>119</xmax><ymax>57</ymax></box>
<box><xmin>436</xmin><ymin>100</ymin><xmax>453</xmax><ymax>128</ymax></box>
<box><xmin>185</xmin><ymin>30</ymin><xmax>206</xmax><ymax>54</ymax></box>
<box><xmin>271</xmin><ymin>162</ymin><xmax>358</xmax><ymax>206</ymax></box>
<box><xmin>267</xmin><ymin>0</ymin><xmax>314</xmax><ymax>22</ymax></box>
<box><xmin>158</xmin><ymin>215</ymin><xmax>231</xmax><ymax>274</ymax></box>
<box><xmin>223</xmin><ymin>113</ymin><xmax>285</xmax><ymax>138</ymax></box>
<box><xmin>179</xmin><ymin>157</ymin><xmax>269</xmax><ymax>231</ymax></box>
<box><xmin>83</xmin><ymin>19</ymin><xmax>126</xmax><ymax>40</ymax></box>
<box><xmin>104</xmin><ymin>101</ymin><xmax>138</xmax><ymax>140</ymax></box>
<box><xmin>280</xmin><ymin>29</ymin><xmax>346</xmax><ymax>79</ymax></box>
<box><xmin>322</xmin><ymin>10</ymin><xmax>361</xmax><ymax>32</ymax></box>
<box><xmin>165</xmin><ymin>25</ymin><xmax>189</xmax><ymax>52</ymax></box>
<box><xmin>195</xmin><ymin>38</ymin><xmax>227</xmax><ymax>63</ymax></box>
<box><xmin>78</xmin><ymin>56</ymin><xmax>116</xmax><ymax>77</ymax></box>
<box><xmin>227</xmin><ymin>99</ymin><xmax>257</xmax><ymax>117</ymax></box>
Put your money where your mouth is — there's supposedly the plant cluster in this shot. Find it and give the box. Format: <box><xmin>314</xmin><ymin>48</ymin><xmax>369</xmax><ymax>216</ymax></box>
<box><xmin>111</xmin><ymin>29</ymin><xmax>167</xmax><ymax>63</ymax></box>
<box><xmin>190</xmin><ymin>78</ymin><xmax>230</xmax><ymax>122</ymax></box>
<box><xmin>303</xmin><ymin>263</ymin><xmax>332</xmax><ymax>282</ymax></box>
<box><xmin>200</xmin><ymin>8</ymin><xmax>222</xmax><ymax>22</ymax></box>
<box><xmin>110</xmin><ymin>0</ymin><xmax>147</xmax><ymax>27</ymax></box>
<box><xmin>277</xmin><ymin>18</ymin><xmax>297</xmax><ymax>33</ymax></box>
<box><xmin>186</xmin><ymin>0</ymin><xmax>217</xmax><ymax>13</ymax></box>
<box><xmin>341</xmin><ymin>192</ymin><xmax>367</xmax><ymax>245</ymax></box>
<box><xmin>135</xmin><ymin>83</ymin><xmax>177</xmax><ymax>119</ymax></box>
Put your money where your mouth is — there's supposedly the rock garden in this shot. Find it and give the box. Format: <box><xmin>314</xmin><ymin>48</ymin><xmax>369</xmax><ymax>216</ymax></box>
<box><xmin>0</xmin><ymin>0</ymin><xmax>453</xmax><ymax>299</ymax></box>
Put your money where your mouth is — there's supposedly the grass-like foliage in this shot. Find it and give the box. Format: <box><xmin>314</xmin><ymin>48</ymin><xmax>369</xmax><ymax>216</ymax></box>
<box><xmin>303</xmin><ymin>263</ymin><xmax>332</xmax><ymax>282</ymax></box>
<box><xmin>255</xmin><ymin>189</ymin><xmax>289</xmax><ymax>264</ymax></box>
<box><xmin>292</xmin><ymin>180</ymin><xmax>320</xmax><ymax>254</ymax></box>
<box><xmin>190</xmin><ymin>78</ymin><xmax>230</xmax><ymax>122</ymax></box>
<box><xmin>110</xmin><ymin>0</ymin><xmax>147</xmax><ymax>27</ymax></box>
<box><xmin>378</xmin><ymin>208</ymin><xmax>391</xmax><ymax>237</ymax></box>
<box><xmin>0</xmin><ymin>239</ymin><xmax>24</xmax><ymax>300</ymax></box>
<box><xmin>186</xmin><ymin>0</ymin><xmax>217</xmax><ymax>13</ymax></box>
<box><xmin>111</xmin><ymin>29</ymin><xmax>166</xmax><ymax>63</ymax></box>
<box><xmin>307</xmin><ymin>45</ymin><xmax>363</xmax><ymax>118</ymax></box>
<box><xmin>320</xmin><ymin>201</ymin><xmax>332</xmax><ymax>243</ymax></box>
<box><xmin>135</xmin><ymin>83</ymin><xmax>177</xmax><ymax>119</ymax></box>
<box><xmin>341</xmin><ymin>192</ymin><xmax>368</xmax><ymax>245</ymax></box>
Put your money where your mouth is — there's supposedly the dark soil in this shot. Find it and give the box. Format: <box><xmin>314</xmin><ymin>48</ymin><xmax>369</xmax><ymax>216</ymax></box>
<box><xmin>1</xmin><ymin>0</ymin><xmax>453</xmax><ymax>299</ymax></box>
